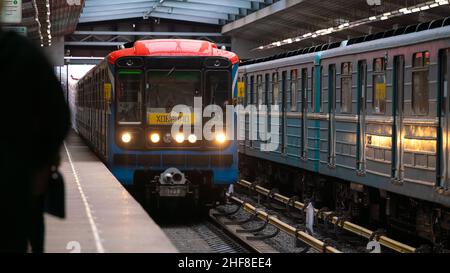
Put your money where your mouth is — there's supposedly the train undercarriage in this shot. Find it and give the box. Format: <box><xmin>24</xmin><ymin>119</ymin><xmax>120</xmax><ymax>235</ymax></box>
<box><xmin>132</xmin><ymin>169</ymin><xmax>227</xmax><ymax>212</ymax></box>
<box><xmin>239</xmin><ymin>153</ymin><xmax>450</xmax><ymax>250</ymax></box>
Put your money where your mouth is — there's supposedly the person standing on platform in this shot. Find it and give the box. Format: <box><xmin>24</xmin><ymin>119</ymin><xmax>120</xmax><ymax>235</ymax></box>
<box><xmin>0</xmin><ymin>0</ymin><xmax>71</xmax><ymax>253</ymax></box>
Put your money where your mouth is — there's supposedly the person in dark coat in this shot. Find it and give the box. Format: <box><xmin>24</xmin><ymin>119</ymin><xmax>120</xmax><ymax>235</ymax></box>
<box><xmin>0</xmin><ymin>0</ymin><xmax>71</xmax><ymax>252</ymax></box>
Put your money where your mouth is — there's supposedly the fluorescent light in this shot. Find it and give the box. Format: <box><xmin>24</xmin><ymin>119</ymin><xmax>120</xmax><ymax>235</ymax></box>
<box><xmin>255</xmin><ymin>0</ymin><xmax>445</xmax><ymax>51</ymax></box>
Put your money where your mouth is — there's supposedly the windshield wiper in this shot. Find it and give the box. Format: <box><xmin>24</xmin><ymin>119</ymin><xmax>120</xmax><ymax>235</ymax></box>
<box><xmin>167</xmin><ymin>66</ymin><xmax>176</xmax><ymax>77</ymax></box>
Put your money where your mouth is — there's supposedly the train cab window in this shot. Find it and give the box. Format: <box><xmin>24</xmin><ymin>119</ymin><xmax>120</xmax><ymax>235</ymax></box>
<box><xmin>373</xmin><ymin>58</ymin><xmax>387</xmax><ymax>114</ymax></box>
<box><xmin>117</xmin><ymin>71</ymin><xmax>143</xmax><ymax>123</ymax></box>
<box><xmin>291</xmin><ymin>69</ymin><xmax>298</xmax><ymax>111</ymax></box>
<box><xmin>412</xmin><ymin>51</ymin><xmax>430</xmax><ymax>115</ymax></box>
<box><xmin>341</xmin><ymin>62</ymin><xmax>352</xmax><ymax>113</ymax></box>
<box><xmin>147</xmin><ymin>70</ymin><xmax>200</xmax><ymax>118</ymax></box>
<box><xmin>257</xmin><ymin>75</ymin><xmax>263</xmax><ymax>106</ymax></box>
<box><xmin>272</xmin><ymin>72</ymin><xmax>279</xmax><ymax>105</ymax></box>
<box><xmin>205</xmin><ymin>71</ymin><xmax>231</xmax><ymax>108</ymax></box>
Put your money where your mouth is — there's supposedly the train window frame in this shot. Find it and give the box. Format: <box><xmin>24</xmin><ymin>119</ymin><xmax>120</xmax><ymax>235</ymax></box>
<box><xmin>311</xmin><ymin>67</ymin><xmax>315</xmax><ymax>111</ymax></box>
<box><xmin>372</xmin><ymin>57</ymin><xmax>387</xmax><ymax>114</ymax></box>
<box><xmin>341</xmin><ymin>62</ymin><xmax>353</xmax><ymax>113</ymax></box>
<box><xmin>116</xmin><ymin>70</ymin><xmax>143</xmax><ymax>125</ymax></box>
<box><xmin>319</xmin><ymin>65</ymin><xmax>323</xmax><ymax>113</ymax></box>
<box><xmin>301</xmin><ymin>68</ymin><xmax>308</xmax><ymax>109</ymax></box>
<box><xmin>205</xmin><ymin>70</ymin><xmax>231</xmax><ymax>109</ymax></box>
<box><xmin>329</xmin><ymin>64</ymin><xmax>337</xmax><ymax>112</ymax></box>
<box><xmin>272</xmin><ymin>72</ymin><xmax>279</xmax><ymax>106</ymax></box>
<box><xmin>249</xmin><ymin>75</ymin><xmax>255</xmax><ymax>105</ymax></box>
<box><xmin>290</xmin><ymin>69</ymin><xmax>298</xmax><ymax>112</ymax></box>
<box><xmin>257</xmin><ymin>74</ymin><xmax>263</xmax><ymax>106</ymax></box>
<box><xmin>264</xmin><ymin>73</ymin><xmax>270</xmax><ymax>105</ymax></box>
<box><xmin>412</xmin><ymin>51</ymin><xmax>430</xmax><ymax>115</ymax></box>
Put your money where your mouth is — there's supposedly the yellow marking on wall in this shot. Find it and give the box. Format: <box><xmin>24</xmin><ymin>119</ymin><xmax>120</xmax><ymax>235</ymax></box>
<box><xmin>103</xmin><ymin>83</ymin><xmax>112</xmax><ymax>101</ymax></box>
<box><xmin>237</xmin><ymin>81</ymin><xmax>245</xmax><ymax>98</ymax></box>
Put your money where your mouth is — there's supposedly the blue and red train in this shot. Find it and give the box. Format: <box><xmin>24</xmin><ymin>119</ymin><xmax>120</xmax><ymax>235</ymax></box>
<box><xmin>75</xmin><ymin>39</ymin><xmax>239</xmax><ymax>207</ymax></box>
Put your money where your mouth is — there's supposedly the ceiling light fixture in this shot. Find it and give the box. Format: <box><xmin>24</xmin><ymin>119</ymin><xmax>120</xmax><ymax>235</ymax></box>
<box><xmin>255</xmin><ymin>0</ymin><xmax>448</xmax><ymax>51</ymax></box>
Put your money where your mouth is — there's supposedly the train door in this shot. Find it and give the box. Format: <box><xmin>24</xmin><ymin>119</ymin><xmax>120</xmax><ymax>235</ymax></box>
<box><xmin>357</xmin><ymin>60</ymin><xmax>367</xmax><ymax>174</ymax></box>
<box><xmin>281</xmin><ymin>71</ymin><xmax>287</xmax><ymax>154</ymax></box>
<box><xmin>392</xmin><ymin>55</ymin><xmax>405</xmax><ymax>182</ymax></box>
<box><xmin>301</xmin><ymin>68</ymin><xmax>308</xmax><ymax>159</ymax></box>
<box><xmin>438</xmin><ymin>49</ymin><xmax>450</xmax><ymax>189</ymax></box>
<box><xmin>328</xmin><ymin>64</ymin><xmax>336</xmax><ymax>167</ymax></box>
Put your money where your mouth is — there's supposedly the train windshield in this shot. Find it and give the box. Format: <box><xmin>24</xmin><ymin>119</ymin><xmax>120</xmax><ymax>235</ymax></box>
<box><xmin>146</xmin><ymin>70</ymin><xmax>201</xmax><ymax>123</ymax></box>
<box><xmin>117</xmin><ymin>71</ymin><xmax>142</xmax><ymax>124</ymax></box>
<box><xmin>204</xmin><ymin>71</ymin><xmax>231</xmax><ymax>108</ymax></box>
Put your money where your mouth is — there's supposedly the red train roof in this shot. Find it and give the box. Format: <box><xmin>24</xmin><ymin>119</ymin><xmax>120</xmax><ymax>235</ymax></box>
<box><xmin>107</xmin><ymin>39</ymin><xmax>239</xmax><ymax>65</ymax></box>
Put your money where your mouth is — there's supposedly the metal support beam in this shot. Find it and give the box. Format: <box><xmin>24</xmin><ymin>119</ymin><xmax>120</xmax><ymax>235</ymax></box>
<box><xmin>73</xmin><ymin>31</ymin><xmax>223</xmax><ymax>37</ymax></box>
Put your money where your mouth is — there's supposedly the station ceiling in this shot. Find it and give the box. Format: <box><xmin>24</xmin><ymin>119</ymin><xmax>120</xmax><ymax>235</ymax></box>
<box><xmin>6</xmin><ymin>0</ymin><xmax>83</xmax><ymax>47</ymax></box>
<box><xmin>79</xmin><ymin>0</ymin><xmax>276</xmax><ymax>25</ymax></box>
<box><xmin>222</xmin><ymin>0</ymin><xmax>450</xmax><ymax>55</ymax></box>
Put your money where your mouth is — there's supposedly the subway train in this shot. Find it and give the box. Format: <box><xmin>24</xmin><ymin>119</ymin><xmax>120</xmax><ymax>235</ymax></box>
<box><xmin>238</xmin><ymin>17</ymin><xmax>450</xmax><ymax>245</ymax></box>
<box><xmin>75</xmin><ymin>39</ymin><xmax>239</xmax><ymax>208</ymax></box>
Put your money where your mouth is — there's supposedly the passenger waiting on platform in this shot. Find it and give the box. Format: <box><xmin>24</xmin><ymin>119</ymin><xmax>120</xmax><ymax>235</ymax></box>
<box><xmin>0</xmin><ymin>0</ymin><xmax>71</xmax><ymax>253</ymax></box>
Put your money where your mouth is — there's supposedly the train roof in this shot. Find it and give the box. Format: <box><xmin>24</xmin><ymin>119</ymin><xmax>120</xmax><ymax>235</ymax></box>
<box><xmin>107</xmin><ymin>39</ymin><xmax>239</xmax><ymax>65</ymax></box>
<box><xmin>240</xmin><ymin>16</ymin><xmax>450</xmax><ymax>68</ymax></box>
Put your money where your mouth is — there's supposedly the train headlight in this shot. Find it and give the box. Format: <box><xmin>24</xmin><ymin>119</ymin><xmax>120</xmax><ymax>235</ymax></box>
<box><xmin>175</xmin><ymin>133</ymin><xmax>185</xmax><ymax>143</ymax></box>
<box><xmin>150</xmin><ymin>133</ymin><xmax>160</xmax><ymax>143</ymax></box>
<box><xmin>215</xmin><ymin>132</ymin><xmax>226</xmax><ymax>144</ymax></box>
<box><xmin>121</xmin><ymin>132</ymin><xmax>132</xmax><ymax>143</ymax></box>
<box><xmin>188</xmin><ymin>134</ymin><xmax>197</xmax><ymax>143</ymax></box>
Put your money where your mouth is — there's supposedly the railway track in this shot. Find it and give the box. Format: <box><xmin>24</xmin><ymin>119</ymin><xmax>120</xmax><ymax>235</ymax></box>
<box><xmin>231</xmin><ymin>179</ymin><xmax>418</xmax><ymax>253</ymax></box>
<box><xmin>159</xmin><ymin>216</ymin><xmax>250</xmax><ymax>253</ymax></box>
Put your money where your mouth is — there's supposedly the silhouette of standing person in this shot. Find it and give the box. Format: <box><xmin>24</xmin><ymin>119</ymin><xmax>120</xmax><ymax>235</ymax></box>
<box><xmin>0</xmin><ymin>0</ymin><xmax>70</xmax><ymax>252</ymax></box>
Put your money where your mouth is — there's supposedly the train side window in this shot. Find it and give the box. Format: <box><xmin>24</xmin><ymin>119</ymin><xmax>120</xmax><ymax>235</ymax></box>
<box><xmin>412</xmin><ymin>51</ymin><xmax>430</xmax><ymax>115</ymax></box>
<box><xmin>341</xmin><ymin>62</ymin><xmax>352</xmax><ymax>113</ymax></box>
<box><xmin>272</xmin><ymin>72</ymin><xmax>279</xmax><ymax>105</ymax></box>
<box><xmin>257</xmin><ymin>75</ymin><xmax>263</xmax><ymax>106</ymax></box>
<box><xmin>319</xmin><ymin>66</ymin><xmax>323</xmax><ymax>112</ymax></box>
<box><xmin>291</xmin><ymin>69</ymin><xmax>298</xmax><ymax>111</ymax></box>
<box><xmin>373</xmin><ymin>57</ymin><xmax>387</xmax><ymax>114</ymax></box>
<box><xmin>301</xmin><ymin>68</ymin><xmax>308</xmax><ymax>106</ymax></box>
<box><xmin>329</xmin><ymin>64</ymin><xmax>336</xmax><ymax>111</ymax></box>
<box><xmin>264</xmin><ymin>74</ymin><xmax>270</xmax><ymax>105</ymax></box>
<box><xmin>247</xmin><ymin>75</ymin><xmax>254</xmax><ymax>105</ymax></box>
<box><xmin>311</xmin><ymin>67</ymin><xmax>315</xmax><ymax>110</ymax></box>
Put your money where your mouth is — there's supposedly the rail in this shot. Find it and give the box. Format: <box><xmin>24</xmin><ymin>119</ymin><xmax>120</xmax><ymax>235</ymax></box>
<box><xmin>226</xmin><ymin>193</ymin><xmax>342</xmax><ymax>253</ymax></box>
<box><xmin>237</xmin><ymin>179</ymin><xmax>416</xmax><ymax>253</ymax></box>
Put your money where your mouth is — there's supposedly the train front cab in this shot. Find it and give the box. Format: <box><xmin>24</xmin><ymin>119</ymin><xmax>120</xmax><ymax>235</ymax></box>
<box><xmin>107</xmin><ymin>55</ymin><xmax>239</xmax><ymax>207</ymax></box>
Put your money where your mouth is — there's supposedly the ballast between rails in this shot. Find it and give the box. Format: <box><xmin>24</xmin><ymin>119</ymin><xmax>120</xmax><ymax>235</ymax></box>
<box><xmin>225</xmin><ymin>193</ymin><xmax>342</xmax><ymax>253</ymax></box>
<box><xmin>237</xmin><ymin>179</ymin><xmax>417</xmax><ymax>253</ymax></box>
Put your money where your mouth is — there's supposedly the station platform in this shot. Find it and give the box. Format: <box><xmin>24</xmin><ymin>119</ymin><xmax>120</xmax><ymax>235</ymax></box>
<box><xmin>44</xmin><ymin>131</ymin><xmax>177</xmax><ymax>253</ymax></box>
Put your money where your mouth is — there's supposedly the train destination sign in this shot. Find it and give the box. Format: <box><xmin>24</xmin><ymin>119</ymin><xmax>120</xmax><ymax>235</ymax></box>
<box><xmin>0</xmin><ymin>0</ymin><xmax>22</xmax><ymax>24</ymax></box>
